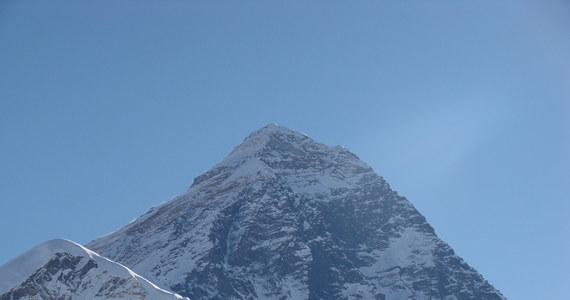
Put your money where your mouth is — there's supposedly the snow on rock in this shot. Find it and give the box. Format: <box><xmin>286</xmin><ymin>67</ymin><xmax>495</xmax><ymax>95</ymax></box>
<box><xmin>85</xmin><ymin>123</ymin><xmax>506</xmax><ymax>299</ymax></box>
<box><xmin>0</xmin><ymin>239</ymin><xmax>187</xmax><ymax>300</ymax></box>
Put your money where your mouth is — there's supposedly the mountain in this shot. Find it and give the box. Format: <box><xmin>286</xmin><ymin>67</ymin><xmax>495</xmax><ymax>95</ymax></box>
<box><xmin>0</xmin><ymin>239</ymin><xmax>187</xmax><ymax>300</ymax></box>
<box><xmin>86</xmin><ymin>124</ymin><xmax>506</xmax><ymax>300</ymax></box>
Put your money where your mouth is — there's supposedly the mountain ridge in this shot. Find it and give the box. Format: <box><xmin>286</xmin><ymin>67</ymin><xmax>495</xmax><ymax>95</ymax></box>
<box><xmin>0</xmin><ymin>239</ymin><xmax>187</xmax><ymax>300</ymax></box>
<box><xmin>86</xmin><ymin>124</ymin><xmax>505</xmax><ymax>299</ymax></box>
<box><xmin>0</xmin><ymin>124</ymin><xmax>505</xmax><ymax>299</ymax></box>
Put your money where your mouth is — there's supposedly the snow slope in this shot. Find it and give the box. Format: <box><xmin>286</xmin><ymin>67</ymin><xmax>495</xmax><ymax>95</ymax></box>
<box><xmin>0</xmin><ymin>239</ymin><xmax>187</xmax><ymax>300</ymax></box>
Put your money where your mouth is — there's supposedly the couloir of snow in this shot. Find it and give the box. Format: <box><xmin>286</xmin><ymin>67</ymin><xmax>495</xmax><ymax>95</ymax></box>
<box><xmin>0</xmin><ymin>239</ymin><xmax>187</xmax><ymax>299</ymax></box>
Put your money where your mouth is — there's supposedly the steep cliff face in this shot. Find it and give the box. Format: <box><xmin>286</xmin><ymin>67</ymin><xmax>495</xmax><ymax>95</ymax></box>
<box><xmin>0</xmin><ymin>239</ymin><xmax>187</xmax><ymax>300</ymax></box>
<box><xmin>87</xmin><ymin>124</ymin><xmax>505</xmax><ymax>300</ymax></box>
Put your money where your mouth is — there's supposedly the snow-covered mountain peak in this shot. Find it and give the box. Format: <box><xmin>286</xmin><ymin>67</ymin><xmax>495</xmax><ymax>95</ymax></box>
<box><xmin>244</xmin><ymin>123</ymin><xmax>308</xmax><ymax>142</ymax></box>
<box><xmin>217</xmin><ymin>123</ymin><xmax>311</xmax><ymax>167</ymax></box>
<box><xmin>194</xmin><ymin>123</ymin><xmax>369</xmax><ymax>192</ymax></box>
<box><xmin>87</xmin><ymin>125</ymin><xmax>506</xmax><ymax>299</ymax></box>
<box><xmin>2</xmin><ymin>125</ymin><xmax>506</xmax><ymax>299</ymax></box>
<box><xmin>189</xmin><ymin>124</ymin><xmax>341</xmax><ymax>192</ymax></box>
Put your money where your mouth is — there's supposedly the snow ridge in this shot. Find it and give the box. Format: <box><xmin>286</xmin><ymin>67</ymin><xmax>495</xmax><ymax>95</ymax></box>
<box><xmin>0</xmin><ymin>239</ymin><xmax>187</xmax><ymax>300</ymax></box>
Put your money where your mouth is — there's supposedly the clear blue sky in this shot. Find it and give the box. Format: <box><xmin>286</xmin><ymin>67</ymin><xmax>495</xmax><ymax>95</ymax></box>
<box><xmin>1</xmin><ymin>1</ymin><xmax>568</xmax><ymax>299</ymax></box>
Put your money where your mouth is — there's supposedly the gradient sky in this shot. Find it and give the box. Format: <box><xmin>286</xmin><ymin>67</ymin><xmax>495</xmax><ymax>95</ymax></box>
<box><xmin>1</xmin><ymin>1</ymin><xmax>569</xmax><ymax>299</ymax></box>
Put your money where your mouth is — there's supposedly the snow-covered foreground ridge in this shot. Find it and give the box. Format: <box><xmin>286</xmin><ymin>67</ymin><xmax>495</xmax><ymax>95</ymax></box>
<box><xmin>0</xmin><ymin>239</ymin><xmax>187</xmax><ymax>299</ymax></box>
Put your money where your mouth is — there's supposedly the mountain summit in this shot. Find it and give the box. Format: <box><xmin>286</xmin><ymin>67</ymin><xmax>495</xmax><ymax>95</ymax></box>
<box><xmin>86</xmin><ymin>124</ymin><xmax>505</xmax><ymax>300</ymax></box>
<box><xmin>0</xmin><ymin>124</ymin><xmax>505</xmax><ymax>299</ymax></box>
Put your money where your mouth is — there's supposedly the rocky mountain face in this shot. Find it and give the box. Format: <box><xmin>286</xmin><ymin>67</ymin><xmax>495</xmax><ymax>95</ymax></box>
<box><xmin>0</xmin><ymin>239</ymin><xmax>187</xmax><ymax>300</ymax></box>
<box><xmin>84</xmin><ymin>124</ymin><xmax>506</xmax><ymax>300</ymax></box>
